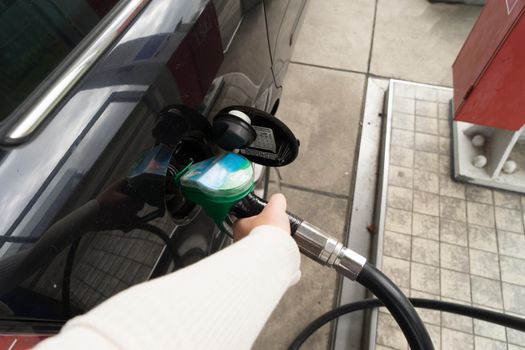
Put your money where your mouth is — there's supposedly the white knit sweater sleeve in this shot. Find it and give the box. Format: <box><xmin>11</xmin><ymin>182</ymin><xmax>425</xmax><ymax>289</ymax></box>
<box><xmin>36</xmin><ymin>225</ymin><xmax>301</xmax><ymax>350</ymax></box>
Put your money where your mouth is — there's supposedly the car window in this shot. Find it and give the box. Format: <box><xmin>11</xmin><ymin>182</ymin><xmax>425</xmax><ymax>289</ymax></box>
<box><xmin>0</xmin><ymin>0</ymin><xmax>118</xmax><ymax>123</ymax></box>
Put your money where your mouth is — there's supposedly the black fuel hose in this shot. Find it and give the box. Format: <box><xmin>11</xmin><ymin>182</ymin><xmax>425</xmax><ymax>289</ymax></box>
<box><xmin>288</xmin><ymin>298</ymin><xmax>525</xmax><ymax>350</ymax></box>
<box><xmin>356</xmin><ymin>263</ymin><xmax>434</xmax><ymax>350</ymax></box>
<box><xmin>232</xmin><ymin>193</ymin><xmax>433</xmax><ymax>350</ymax></box>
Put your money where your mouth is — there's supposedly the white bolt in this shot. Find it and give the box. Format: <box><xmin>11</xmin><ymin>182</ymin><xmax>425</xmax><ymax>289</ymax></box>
<box><xmin>472</xmin><ymin>155</ymin><xmax>487</xmax><ymax>168</ymax></box>
<box><xmin>472</xmin><ymin>134</ymin><xmax>486</xmax><ymax>147</ymax></box>
<box><xmin>502</xmin><ymin>160</ymin><xmax>517</xmax><ymax>174</ymax></box>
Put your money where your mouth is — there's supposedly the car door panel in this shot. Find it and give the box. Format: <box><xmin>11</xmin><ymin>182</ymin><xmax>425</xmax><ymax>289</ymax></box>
<box><xmin>0</xmin><ymin>0</ymin><xmax>275</xmax><ymax>329</ymax></box>
<box><xmin>263</xmin><ymin>0</ymin><xmax>307</xmax><ymax>86</ymax></box>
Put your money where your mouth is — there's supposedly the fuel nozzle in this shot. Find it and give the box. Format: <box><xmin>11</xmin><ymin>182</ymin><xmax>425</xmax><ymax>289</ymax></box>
<box><xmin>177</xmin><ymin>152</ymin><xmax>367</xmax><ymax>280</ymax></box>
<box><xmin>177</xmin><ymin>153</ymin><xmax>255</xmax><ymax>230</ymax></box>
<box><xmin>231</xmin><ymin>192</ymin><xmax>366</xmax><ymax>280</ymax></box>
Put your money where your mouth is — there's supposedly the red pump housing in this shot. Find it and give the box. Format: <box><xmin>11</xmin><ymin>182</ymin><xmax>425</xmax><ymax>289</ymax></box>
<box><xmin>453</xmin><ymin>0</ymin><xmax>525</xmax><ymax>131</ymax></box>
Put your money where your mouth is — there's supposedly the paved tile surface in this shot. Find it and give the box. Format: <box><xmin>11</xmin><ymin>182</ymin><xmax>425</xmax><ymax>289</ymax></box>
<box><xmin>292</xmin><ymin>0</ymin><xmax>375</xmax><ymax>72</ymax></box>
<box><xmin>252</xmin><ymin>60</ymin><xmax>363</xmax><ymax>350</ymax></box>
<box><xmin>256</xmin><ymin>0</ymin><xmax>482</xmax><ymax>348</ymax></box>
<box><xmin>376</xmin><ymin>81</ymin><xmax>525</xmax><ymax>350</ymax></box>
<box><xmin>253</xmin><ymin>185</ymin><xmax>348</xmax><ymax>350</ymax></box>
<box><xmin>270</xmin><ymin>63</ymin><xmax>365</xmax><ymax>196</ymax></box>
<box><xmin>370</xmin><ymin>0</ymin><xmax>481</xmax><ymax>86</ymax></box>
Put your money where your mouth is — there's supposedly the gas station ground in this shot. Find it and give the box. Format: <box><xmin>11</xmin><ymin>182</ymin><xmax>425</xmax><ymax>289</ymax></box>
<box><xmin>246</xmin><ymin>1</ymin><xmax>525</xmax><ymax>349</ymax></box>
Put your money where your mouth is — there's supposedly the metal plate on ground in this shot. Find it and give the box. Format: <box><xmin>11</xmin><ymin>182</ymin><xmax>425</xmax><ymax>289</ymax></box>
<box><xmin>333</xmin><ymin>77</ymin><xmax>389</xmax><ymax>350</ymax></box>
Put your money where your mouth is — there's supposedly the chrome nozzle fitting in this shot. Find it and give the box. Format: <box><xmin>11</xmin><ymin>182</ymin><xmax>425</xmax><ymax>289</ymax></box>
<box><xmin>293</xmin><ymin>222</ymin><xmax>367</xmax><ymax>280</ymax></box>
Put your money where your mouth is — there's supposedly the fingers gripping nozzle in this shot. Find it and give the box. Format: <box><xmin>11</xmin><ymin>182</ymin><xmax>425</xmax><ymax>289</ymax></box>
<box><xmin>232</xmin><ymin>193</ymin><xmax>366</xmax><ymax>280</ymax></box>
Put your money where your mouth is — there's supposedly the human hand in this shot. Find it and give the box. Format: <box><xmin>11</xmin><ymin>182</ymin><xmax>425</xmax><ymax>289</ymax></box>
<box><xmin>233</xmin><ymin>193</ymin><xmax>291</xmax><ymax>241</ymax></box>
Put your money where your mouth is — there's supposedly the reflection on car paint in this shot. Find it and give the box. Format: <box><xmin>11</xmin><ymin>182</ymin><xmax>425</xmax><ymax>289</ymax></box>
<box><xmin>0</xmin><ymin>0</ymin><xmax>306</xmax><ymax>340</ymax></box>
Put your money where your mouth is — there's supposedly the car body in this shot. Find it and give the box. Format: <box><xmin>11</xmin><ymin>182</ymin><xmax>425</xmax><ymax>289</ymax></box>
<box><xmin>0</xmin><ymin>0</ymin><xmax>306</xmax><ymax>346</ymax></box>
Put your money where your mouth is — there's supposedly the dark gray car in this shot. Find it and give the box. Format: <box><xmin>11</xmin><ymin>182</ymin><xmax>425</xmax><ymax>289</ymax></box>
<box><xmin>0</xmin><ymin>0</ymin><xmax>306</xmax><ymax>345</ymax></box>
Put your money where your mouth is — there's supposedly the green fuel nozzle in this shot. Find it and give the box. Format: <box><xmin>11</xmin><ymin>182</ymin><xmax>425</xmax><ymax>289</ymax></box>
<box><xmin>176</xmin><ymin>153</ymin><xmax>255</xmax><ymax>230</ymax></box>
<box><xmin>175</xmin><ymin>152</ymin><xmax>366</xmax><ymax>280</ymax></box>
<box><xmin>175</xmin><ymin>152</ymin><xmax>302</xmax><ymax>234</ymax></box>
